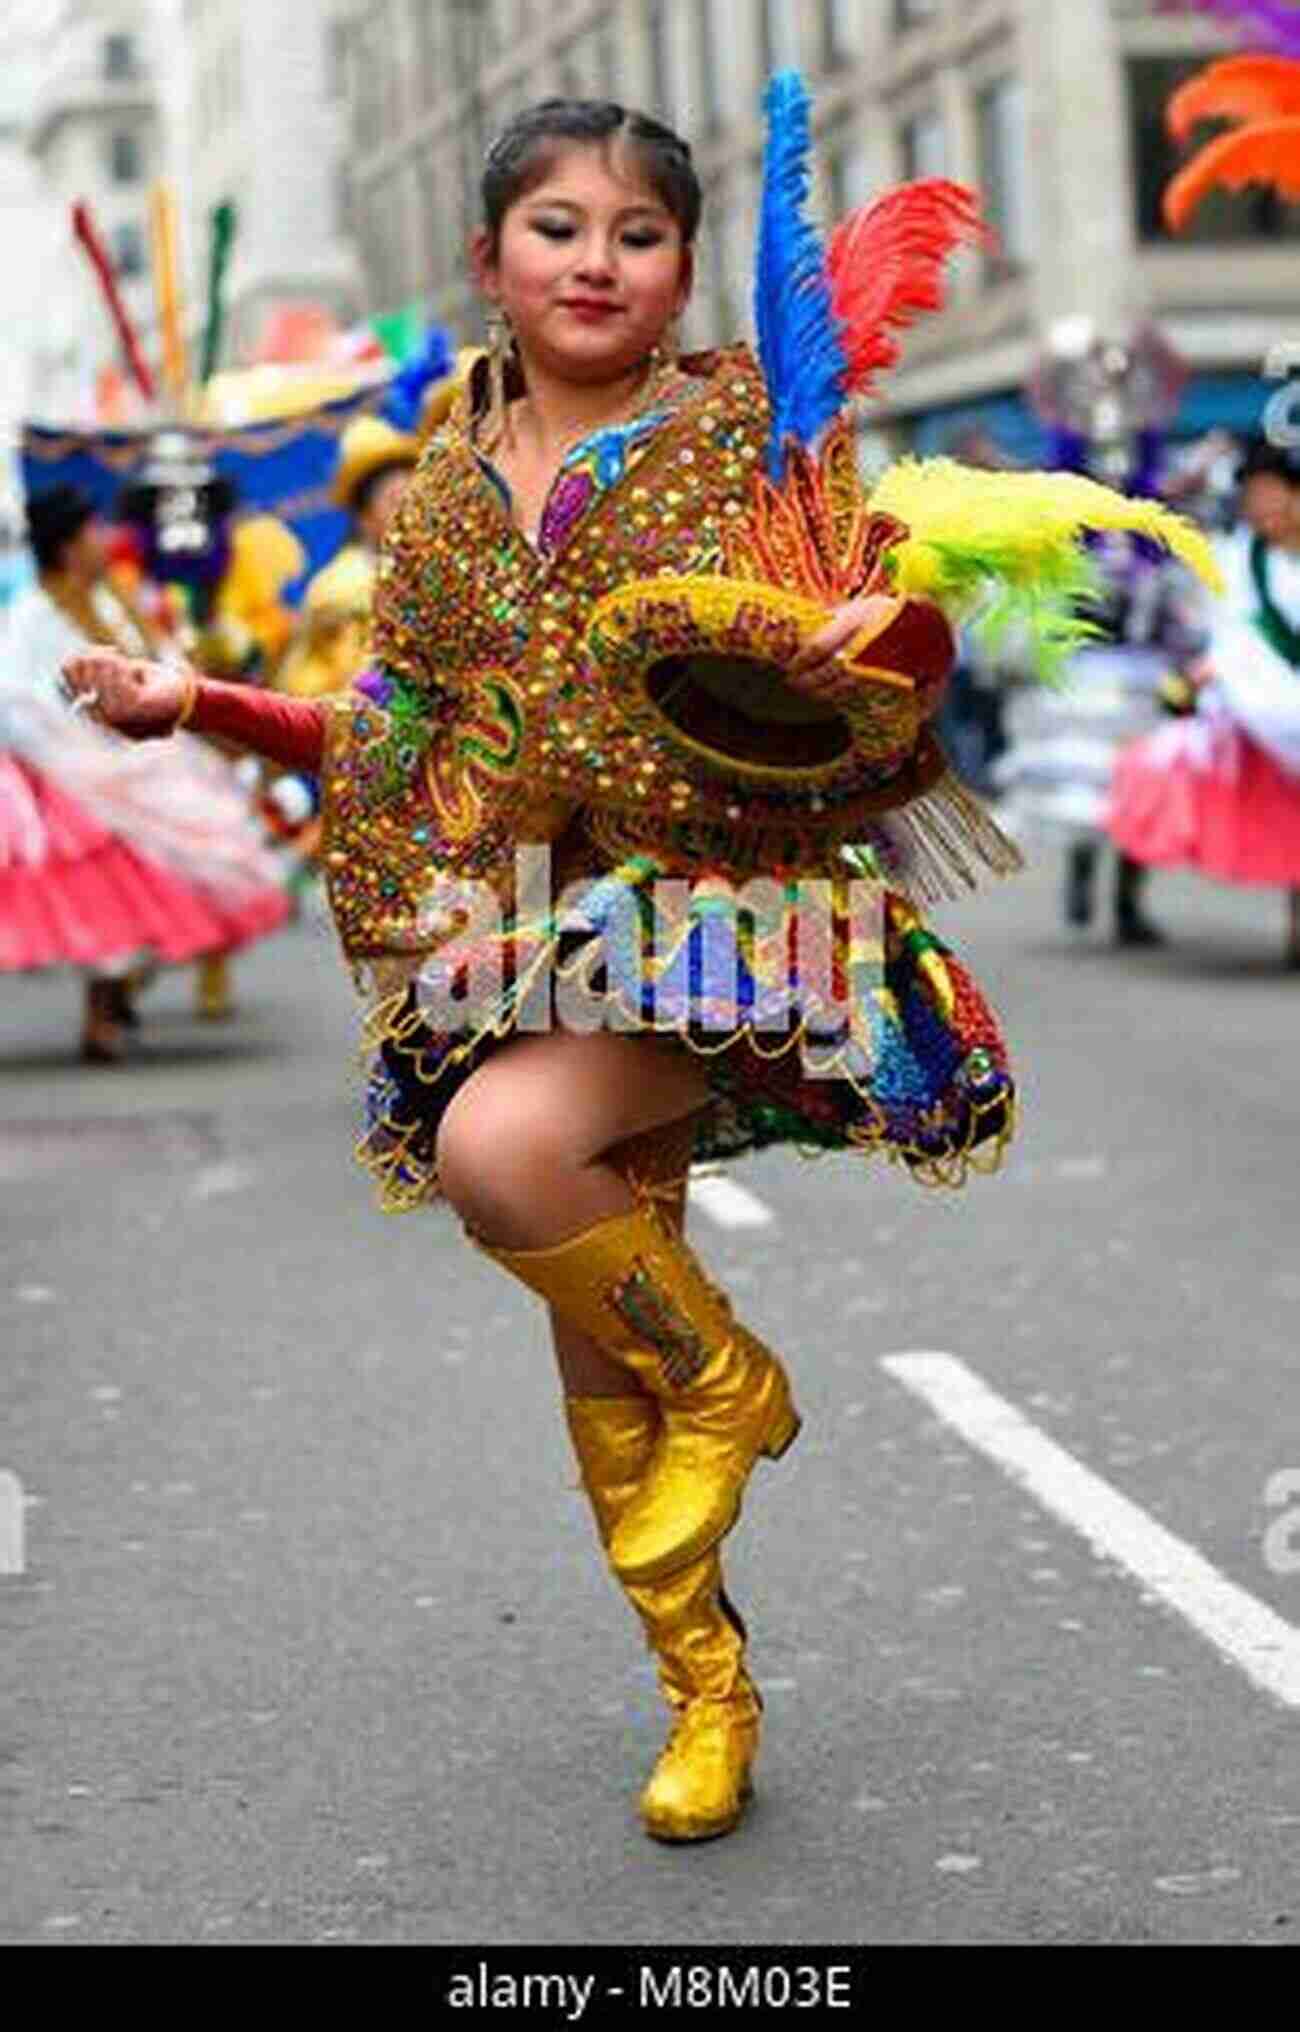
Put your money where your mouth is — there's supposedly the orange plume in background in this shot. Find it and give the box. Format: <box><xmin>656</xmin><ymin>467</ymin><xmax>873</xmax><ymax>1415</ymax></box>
<box><xmin>1164</xmin><ymin>115</ymin><xmax>1300</xmax><ymax>228</ymax></box>
<box><xmin>1166</xmin><ymin>53</ymin><xmax>1300</xmax><ymax>144</ymax></box>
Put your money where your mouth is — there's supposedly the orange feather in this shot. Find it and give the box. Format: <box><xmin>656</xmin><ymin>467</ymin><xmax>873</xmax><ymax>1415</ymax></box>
<box><xmin>1164</xmin><ymin>116</ymin><xmax>1300</xmax><ymax>229</ymax></box>
<box><xmin>1166</xmin><ymin>54</ymin><xmax>1300</xmax><ymax>145</ymax></box>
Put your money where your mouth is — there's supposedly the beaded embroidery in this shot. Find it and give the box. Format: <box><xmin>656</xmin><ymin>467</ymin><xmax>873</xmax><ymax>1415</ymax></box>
<box><xmin>608</xmin><ymin>1261</ymin><xmax>711</xmax><ymax>1388</ymax></box>
<box><xmin>317</xmin><ymin>343</ymin><xmax>1018</xmax><ymax>1213</ymax></box>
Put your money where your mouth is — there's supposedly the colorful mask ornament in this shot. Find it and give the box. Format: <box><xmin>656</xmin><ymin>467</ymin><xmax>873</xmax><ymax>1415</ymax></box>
<box><xmin>548</xmin><ymin>71</ymin><xmax>1222</xmax><ymax>896</ymax></box>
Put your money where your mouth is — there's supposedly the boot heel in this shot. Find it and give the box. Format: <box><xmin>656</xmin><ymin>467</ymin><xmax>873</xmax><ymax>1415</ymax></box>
<box><xmin>762</xmin><ymin>1403</ymin><xmax>802</xmax><ymax>1462</ymax></box>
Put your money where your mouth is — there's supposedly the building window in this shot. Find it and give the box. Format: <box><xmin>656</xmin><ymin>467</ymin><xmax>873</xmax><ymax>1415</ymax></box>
<box><xmin>109</xmin><ymin>130</ymin><xmax>142</xmax><ymax>184</ymax></box>
<box><xmin>336</xmin><ymin>160</ymin><xmax>355</xmax><ymax>238</ymax></box>
<box><xmin>821</xmin><ymin>0</ymin><xmax>862</xmax><ymax>70</ymax></box>
<box><xmin>113</xmin><ymin>222</ymin><xmax>145</xmax><ymax>279</ymax></box>
<box><xmin>975</xmin><ymin>76</ymin><xmax>1030</xmax><ymax>281</ymax></box>
<box><xmin>695</xmin><ymin>1</ymin><xmax>722</xmax><ymax>132</ymax></box>
<box><xmin>596</xmin><ymin>20</ymin><xmax>619</xmax><ymax>100</ymax></box>
<box><xmin>900</xmin><ymin>108</ymin><xmax>946</xmax><ymax>181</ymax></box>
<box><xmin>704</xmin><ymin>177</ymin><xmax>739</xmax><ymax>339</ymax></box>
<box><xmin>827</xmin><ymin>124</ymin><xmax>874</xmax><ymax>220</ymax></box>
<box><xmin>104</xmin><ymin>33</ymin><xmax>135</xmax><ymax>82</ymax></box>
<box><xmin>1129</xmin><ymin>54</ymin><xmax>1300</xmax><ymax>244</ymax></box>
<box><xmin>409</xmin><ymin>0</ymin><xmax>443</xmax><ymax>112</ymax></box>
<box><xmin>325</xmin><ymin>16</ymin><xmax>348</xmax><ymax>101</ymax></box>
<box><xmin>647</xmin><ymin>0</ymin><xmax>670</xmax><ymax>118</ymax></box>
<box><xmin>759</xmin><ymin>0</ymin><xmax>801</xmax><ymax>75</ymax></box>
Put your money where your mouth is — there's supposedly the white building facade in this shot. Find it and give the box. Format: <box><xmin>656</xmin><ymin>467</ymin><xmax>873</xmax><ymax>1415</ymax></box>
<box><xmin>338</xmin><ymin>0</ymin><xmax>1299</xmax><ymax>454</ymax></box>
<box><xmin>21</xmin><ymin>0</ymin><xmax>163</xmax><ymax>427</ymax></box>
<box><xmin>159</xmin><ymin>0</ymin><xmax>363</xmax><ymax>365</ymax></box>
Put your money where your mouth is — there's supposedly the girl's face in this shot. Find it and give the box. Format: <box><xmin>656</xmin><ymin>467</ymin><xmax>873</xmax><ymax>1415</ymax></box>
<box><xmin>473</xmin><ymin>144</ymin><xmax>693</xmax><ymax>385</ymax></box>
<box><xmin>1243</xmin><ymin>473</ymin><xmax>1300</xmax><ymax>545</ymax></box>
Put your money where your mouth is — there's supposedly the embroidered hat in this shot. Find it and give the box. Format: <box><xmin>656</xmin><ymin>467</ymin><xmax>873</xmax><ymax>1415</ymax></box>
<box><xmin>331</xmin><ymin>416</ymin><xmax>420</xmax><ymax>511</ymax></box>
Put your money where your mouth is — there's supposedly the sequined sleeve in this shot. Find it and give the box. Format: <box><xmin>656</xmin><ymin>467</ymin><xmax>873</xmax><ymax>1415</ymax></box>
<box><xmin>189</xmin><ymin>679</ymin><xmax>326</xmax><ymax>770</ymax></box>
<box><xmin>369</xmin><ymin>451</ymin><xmax>458</xmax><ymax>700</ymax></box>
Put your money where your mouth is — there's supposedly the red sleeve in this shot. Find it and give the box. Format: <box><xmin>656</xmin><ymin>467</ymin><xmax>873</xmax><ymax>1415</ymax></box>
<box><xmin>187</xmin><ymin>680</ymin><xmax>327</xmax><ymax>771</ymax></box>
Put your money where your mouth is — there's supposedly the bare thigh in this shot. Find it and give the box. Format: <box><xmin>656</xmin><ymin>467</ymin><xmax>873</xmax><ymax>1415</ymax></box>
<box><xmin>435</xmin><ymin>1029</ymin><xmax>711</xmax><ymax>1250</ymax></box>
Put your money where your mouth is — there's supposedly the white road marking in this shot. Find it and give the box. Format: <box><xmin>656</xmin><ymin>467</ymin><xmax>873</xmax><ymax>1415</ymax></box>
<box><xmin>687</xmin><ymin>1170</ymin><xmax>774</xmax><ymax>1230</ymax></box>
<box><xmin>189</xmin><ymin>1161</ymin><xmax>256</xmax><ymax>1201</ymax></box>
<box><xmin>0</xmin><ymin>1471</ymin><xmax>24</xmax><ymax>1575</ymax></box>
<box><xmin>882</xmin><ymin>1352</ymin><xmax>1300</xmax><ymax>1712</ymax></box>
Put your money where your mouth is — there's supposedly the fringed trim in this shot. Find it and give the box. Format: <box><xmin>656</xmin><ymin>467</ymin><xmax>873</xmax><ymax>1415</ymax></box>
<box><xmin>861</xmin><ymin>1083</ymin><xmax>1018</xmax><ymax>1190</ymax></box>
<box><xmin>861</xmin><ymin>766</ymin><xmax>1024</xmax><ymax>905</ymax></box>
<box><xmin>355</xmin><ymin>1102</ymin><xmax>443</xmax><ymax>1215</ymax></box>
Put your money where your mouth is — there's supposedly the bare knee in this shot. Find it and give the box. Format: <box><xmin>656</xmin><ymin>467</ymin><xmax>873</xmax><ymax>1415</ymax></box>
<box><xmin>436</xmin><ymin>1088</ymin><xmax>574</xmax><ymax>1242</ymax></box>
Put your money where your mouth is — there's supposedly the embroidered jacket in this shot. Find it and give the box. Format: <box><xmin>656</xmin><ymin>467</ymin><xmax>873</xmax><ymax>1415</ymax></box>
<box><xmin>320</xmin><ymin>345</ymin><xmax>775</xmax><ymax>978</ymax></box>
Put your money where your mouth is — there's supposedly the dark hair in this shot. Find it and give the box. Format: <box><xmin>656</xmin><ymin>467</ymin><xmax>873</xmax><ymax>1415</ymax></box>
<box><xmin>352</xmin><ymin>459</ymin><xmax>414</xmax><ymax>520</ymax></box>
<box><xmin>27</xmin><ymin>484</ymin><xmax>96</xmax><ymax>575</ymax></box>
<box><xmin>1238</xmin><ymin>437</ymin><xmax>1300</xmax><ymax>490</ymax></box>
<box><xmin>482</xmin><ymin>99</ymin><xmax>703</xmax><ymax>250</ymax></box>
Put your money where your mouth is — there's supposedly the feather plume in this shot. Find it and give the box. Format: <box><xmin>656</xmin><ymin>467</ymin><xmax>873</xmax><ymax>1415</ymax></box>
<box><xmin>826</xmin><ymin>182</ymin><xmax>992</xmax><ymax>400</ymax></box>
<box><xmin>1164</xmin><ymin>115</ymin><xmax>1300</xmax><ymax>226</ymax></box>
<box><xmin>381</xmin><ymin>325</ymin><xmax>455</xmax><ymax>433</ymax></box>
<box><xmin>867</xmin><ymin>459</ymin><xmax>1224</xmax><ymax>683</ymax></box>
<box><xmin>1166</xmin><ymin>54</ymin><xmax>1300</xmax><ymax>143</ymax></box>
<box><xmin>1161</xmin><ymin>0</ymin><xmax>1300</xmax><ymax>61</ymax></box>
<box><xmin>754</xmin><ymin>70</ymin><xmax>849</xmax><ymax>481</ymax></box>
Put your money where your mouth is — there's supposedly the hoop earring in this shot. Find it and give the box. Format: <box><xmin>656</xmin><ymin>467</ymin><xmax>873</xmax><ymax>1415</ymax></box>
<box><xmin>650</xmin><ymin>314</ymin><xmax>683</xmax><ymax>373</ymax></box>
<box><xmin>485</xmin><ymin>309</ymin><xmax>516</xmax><ymax>448</ymax></box>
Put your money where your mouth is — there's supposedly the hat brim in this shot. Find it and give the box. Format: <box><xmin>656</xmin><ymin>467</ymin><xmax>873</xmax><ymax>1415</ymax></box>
<box><xmin>331</xmin><ymin>444</ymin><xmax>419</xmax><ymax>511</ymax></box>
<box><xmin>584</xmin><ymin>576</ymin><xmax>951</xmax><ymax>790</ymax></box>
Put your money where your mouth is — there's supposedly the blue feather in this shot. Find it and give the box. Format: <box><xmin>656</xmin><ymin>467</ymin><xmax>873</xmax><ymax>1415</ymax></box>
<box><xmin>380</xmin><ymin>325</ymin><xmax>455</xmax><ymax>433</ymax></box>
<box><xmin>754</xmin><ymin>70</ymin><xmax>849</xmax><ymax>481</ymax></box>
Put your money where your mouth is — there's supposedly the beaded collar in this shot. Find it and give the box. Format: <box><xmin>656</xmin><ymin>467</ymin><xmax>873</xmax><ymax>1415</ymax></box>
<box><xmin>463</xmin><ymin>354</ymin><xmax>697</xmax><ymax>558</ymax></box>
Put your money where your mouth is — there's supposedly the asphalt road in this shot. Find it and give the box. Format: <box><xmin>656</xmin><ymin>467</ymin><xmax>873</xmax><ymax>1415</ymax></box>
<box><xmin>2</xmin><ymin>855</ymin><xmax>1298</xmax><ymax>1946</ymax></box>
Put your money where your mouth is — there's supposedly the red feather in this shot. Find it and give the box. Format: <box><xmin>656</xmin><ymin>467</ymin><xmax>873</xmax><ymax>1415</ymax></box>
<box><xmin>1164</xmin><ymin>116</ymin><xmax>1300</xmax><ymax>228</ymax></box>
<box><xmin>826</xmin><ymin>181</ymin><xmax>994</xmax><ymax>400</ymax></box>
<box><xmin>1166</xmin><ymin>54</ymin><xmax>1300</xmax><ymax>145</ymax></box>
<box><xmin>71</xmin><ymin>200</ymin><xmax>157</xmax><ymax>403</ymax></box>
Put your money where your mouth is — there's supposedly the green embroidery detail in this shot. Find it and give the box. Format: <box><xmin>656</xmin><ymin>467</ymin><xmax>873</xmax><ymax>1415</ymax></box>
<box><xmin>367</xmin><ymin>674</ymin><xmax>440</xmax><ymax>802</ymax></box>
<box><xmin>609</xmin><ymin>1260</ymin><xmax>709</xmax><ymax>1388</ymax></box>
<box><xmin>1251</xmin><ymin>536</ymin><xmax>1300</xmax><ymax>669</ymax></box>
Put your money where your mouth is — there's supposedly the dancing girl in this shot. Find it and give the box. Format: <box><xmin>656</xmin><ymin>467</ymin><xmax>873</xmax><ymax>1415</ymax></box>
<box><xmin>59</xmin><ymin>77</ymin><xmax>1216</xmax><ymax>1840</ymax></box>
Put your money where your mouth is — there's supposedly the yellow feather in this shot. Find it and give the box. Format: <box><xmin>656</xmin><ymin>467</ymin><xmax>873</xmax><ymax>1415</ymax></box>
<box><xmin>868</xmin><ymin>458</ymin><xmax>1225</xmax><ymax>597</ymax></box>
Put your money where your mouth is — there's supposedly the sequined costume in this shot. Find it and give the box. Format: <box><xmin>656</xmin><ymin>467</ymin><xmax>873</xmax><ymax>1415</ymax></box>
<box><xmin>148</xmin><ymin>97</ymin><xmax>1218</xmax><ymax>1212</ymax></box>
<box><xmin>304</xmin><ymin>345</ymin><xmax>1022</xmax><ymax>1212</ymax></box>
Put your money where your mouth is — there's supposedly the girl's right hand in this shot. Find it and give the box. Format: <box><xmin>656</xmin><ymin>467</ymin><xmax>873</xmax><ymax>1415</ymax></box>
<box><xmin>61</xmin><ymin>649</ymin><xmax>193</xmax><ymax>739</ymax></box>
<box><xmin>1185</xmin><ymin>654</ymin><xmax>1217</xmax><ymax>693</ymax></box>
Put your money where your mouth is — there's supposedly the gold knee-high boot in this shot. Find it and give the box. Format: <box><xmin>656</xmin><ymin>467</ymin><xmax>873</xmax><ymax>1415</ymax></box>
<box><xmin>482</xmin><ymin>1200</ymin><xmax>800</xmax><ymax>1586</ymax></box>
<box><xmin>565</xmin><ymin>1394</ymin><xmax>763</xmax><ymax>1842</ymax></box>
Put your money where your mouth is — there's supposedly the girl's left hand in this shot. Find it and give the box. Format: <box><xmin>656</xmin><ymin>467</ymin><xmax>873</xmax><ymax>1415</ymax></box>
<box><xmin>787</xmin><ymin>594</ymin><xmax>899</xmax><ymax>699</ymax></box>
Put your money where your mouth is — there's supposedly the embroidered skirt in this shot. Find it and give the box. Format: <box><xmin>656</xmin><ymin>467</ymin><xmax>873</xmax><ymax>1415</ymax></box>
<box><xmin>355</xmin><ymin>872</ymin><xmax>1015</xmax><ymax>1213</ymax></box>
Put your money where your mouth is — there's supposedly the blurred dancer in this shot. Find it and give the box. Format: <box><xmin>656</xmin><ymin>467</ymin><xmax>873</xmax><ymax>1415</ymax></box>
<box><xmin>0</xmin><ymin>485</ymin><xmax>290</xmax><ymax>1060</ymax></box>
<box><xmin>1110</xmin><ymin>440</ymin><xmax>1300</xmax><ymax>964</ymax></box>
<box><xmin>117</xmin><ymin>440</ymin><xmax>305</xmax><ymax>1017</ymax></box>
<box><xmin>995</xmin><ymin>326</ymin><xmax>1204</xmax><ymax>943</ymax></box>
<box><xmin>275</xmin><ymin>416</ymin><xmax>419</xmax><ymax>701</ymax></box>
